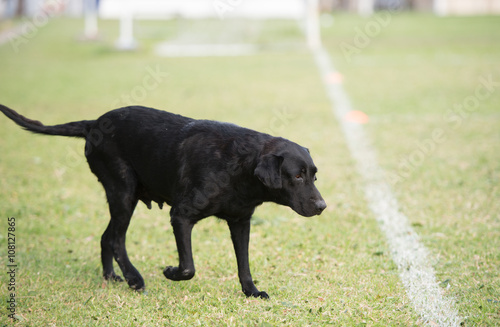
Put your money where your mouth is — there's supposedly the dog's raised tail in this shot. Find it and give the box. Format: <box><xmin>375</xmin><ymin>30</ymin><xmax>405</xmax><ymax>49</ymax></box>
<box><xmin>0</xmin><ymin>104</ymin><xmax>93</xmax><ymax>138</ymax></box>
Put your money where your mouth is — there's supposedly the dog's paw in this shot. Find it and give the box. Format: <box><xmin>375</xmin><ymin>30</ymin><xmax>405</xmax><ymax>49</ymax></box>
<box><xmin>163</xmin><ymin>266</ymin><xmax>195</xmax><ymax>281</ymax></box>
<box><xmin>244</xmin><ymin>289</ymin><xmax>269</xmax><ymax>299</ymax></box>
<box><xmin>126</xmin><ymin>276</ymin><xmax>145</xmax><ymax>291</ymax></box>
<box><xmin>255</xmin><ymin>291</ymin><xmax>270</xmax><ymax>299</ymax></box>
<box><xmin>104</xmin><ymin>272</ymin><xmax>124</xmax><ymax>282</ymax></box>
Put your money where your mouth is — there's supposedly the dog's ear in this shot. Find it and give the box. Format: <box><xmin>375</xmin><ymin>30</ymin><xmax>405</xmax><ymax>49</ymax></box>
<box><xmin>254</xmin><ymin>154</ymin><xmax>284</xmax><ymax>189</ymax></box>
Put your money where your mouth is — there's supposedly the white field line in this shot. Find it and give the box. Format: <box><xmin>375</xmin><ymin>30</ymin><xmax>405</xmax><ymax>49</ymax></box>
<box><xmin>313</xmin><ymin>47</ymin><xmax>462</xmax><ymax>326</ymax></box>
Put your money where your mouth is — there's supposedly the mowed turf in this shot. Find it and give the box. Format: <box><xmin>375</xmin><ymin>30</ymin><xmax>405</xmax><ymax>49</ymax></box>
<box><xmin>0</xmin><ymin>14</ymin><xmax>497</xmax><ymax>326</ymax></box>
<box><xmin>322</xmin><ymin>14</ymin><xmax>500</xmax><ymax>325</ymax></box>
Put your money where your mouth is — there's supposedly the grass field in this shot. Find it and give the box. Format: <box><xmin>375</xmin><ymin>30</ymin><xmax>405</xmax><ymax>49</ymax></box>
<box><xmin>322</xmin><ymin>14</ymin><xmax>500</xmax><ymax>325</ymax></box>
<box><xmin>0</xmin><ymin>13</ymin><xmax>499</xmax><ymax>326</ymax></box>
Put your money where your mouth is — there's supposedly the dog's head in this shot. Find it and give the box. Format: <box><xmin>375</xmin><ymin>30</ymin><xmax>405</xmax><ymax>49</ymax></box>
<box><xmin>254</xmin><ymin>138</ymin><xmax>327</xmax><ymax>217</ymax></box>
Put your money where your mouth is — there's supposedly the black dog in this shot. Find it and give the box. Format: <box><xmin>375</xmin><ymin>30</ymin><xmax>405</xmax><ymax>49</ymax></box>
<box><xmin>0</xmin><ymin>104</ymin><xmax>326</xmax><ymax>299</ymax></box>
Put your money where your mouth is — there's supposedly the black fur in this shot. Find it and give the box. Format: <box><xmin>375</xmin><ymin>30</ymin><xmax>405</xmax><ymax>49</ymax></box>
<box><xmin>0</xmin><ymin>104</ymin><xmax>326</xmax><ymax>298</ymax></box>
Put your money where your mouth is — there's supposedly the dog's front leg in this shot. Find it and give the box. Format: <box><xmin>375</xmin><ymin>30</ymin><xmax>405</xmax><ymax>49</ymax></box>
<box><xmin>228</xmin><ymin>219</ymin><xmax>269</xmax><ymax>299</ymax></box>
<box><xmin>163</xmin><ymin>215</ymin><xmax>196</xmax><ymax>281</ymax></box>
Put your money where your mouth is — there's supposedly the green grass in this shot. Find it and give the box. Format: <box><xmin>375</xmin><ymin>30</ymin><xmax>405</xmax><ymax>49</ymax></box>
<box><xmin>323</xmin><ymin>13</ymin><xmax>500</xmax><ymax>325</ymax></box>
<box><xmin>0</xmin><ymin>14</ymin><xmax>498</xmax><ymax>326</ymax></box>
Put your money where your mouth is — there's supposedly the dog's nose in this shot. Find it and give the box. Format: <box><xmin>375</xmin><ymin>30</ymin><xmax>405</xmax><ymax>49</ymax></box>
<box><xmin>315</xmin><ymin>199</ymin><xmax>327</xmax><ymax>215</ymax></box>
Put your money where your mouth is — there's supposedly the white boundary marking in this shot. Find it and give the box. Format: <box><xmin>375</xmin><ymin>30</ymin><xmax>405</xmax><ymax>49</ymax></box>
<box><xmin>313</xmin><ymin>47</ymin><xmax>462</xmax><ymax>326</ymax></box>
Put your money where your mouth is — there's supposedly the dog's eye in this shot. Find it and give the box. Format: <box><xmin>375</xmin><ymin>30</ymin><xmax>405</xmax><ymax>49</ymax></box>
<box><xmin>295</xmin><ymin>171</ymin><xmax>304</xmax><ymax>181</ymax></box>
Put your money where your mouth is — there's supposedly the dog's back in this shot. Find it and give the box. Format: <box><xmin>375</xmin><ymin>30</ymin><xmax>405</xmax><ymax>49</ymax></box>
<box><xmin>88</xmin><ymin>106</ymin><xmax>273</xmax><ymax>217</ymax></box>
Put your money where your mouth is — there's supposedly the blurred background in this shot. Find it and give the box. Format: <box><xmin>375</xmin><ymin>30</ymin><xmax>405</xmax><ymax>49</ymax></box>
<box><xmin>0</xmin><ymin>1</ymin><xmax>499</xmax><ymax>325</ymax></box>
<box><xmin>2</xmin><ymin>0</ymin><xmax>500</xmax><ymax>18</ymax></box>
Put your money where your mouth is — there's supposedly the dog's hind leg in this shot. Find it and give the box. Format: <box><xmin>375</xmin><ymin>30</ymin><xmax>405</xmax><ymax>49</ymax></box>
<box><xmin>101</xmin><ymin>193</ymin><xmax>143</xmax><ymax>290</ymax></box>
<box><xmin>90</xmin><ymin>158</ymin><xmax>145</xmax><ymax>290</ymax></box>
<box><xmin>101</xmin><ymin>217</ymin><xmax>125</xmax><ymax>282</ymax></box>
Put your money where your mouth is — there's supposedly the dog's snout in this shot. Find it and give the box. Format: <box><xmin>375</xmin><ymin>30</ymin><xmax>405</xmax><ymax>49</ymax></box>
<box><xmin>314</xmin><ymin>199</ymin><xmax>327</xmax><ymax>215</ymax></box>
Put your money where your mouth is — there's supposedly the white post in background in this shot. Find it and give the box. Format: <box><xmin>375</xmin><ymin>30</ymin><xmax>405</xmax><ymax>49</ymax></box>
<box><xmin>306</xmin><ymin>0</ymin><xmax>321</xmax><ymax>50</ymax></box>
<box><xmin>115</xmin><ymin>0</ymin><xmax>137</xmax><ymax>50</ymax></box>
<box><xmin>84</xmin><ymin>0</ymin><xmax>98</xmax><ymax>39</ymax></box>
<box><xmin>358</xmin><ymin>0</ymin><xmax>374</xmax><ymax>16</ymax></box>
<box><xmin>433</xmin><ymin>0</ymin><xmax>448</xmax><ymax>16</ymax></box>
